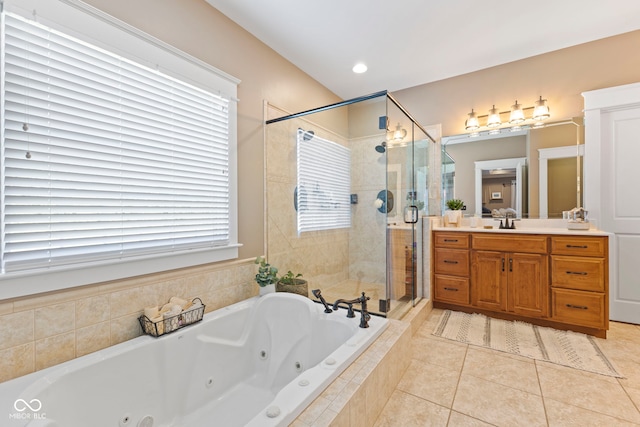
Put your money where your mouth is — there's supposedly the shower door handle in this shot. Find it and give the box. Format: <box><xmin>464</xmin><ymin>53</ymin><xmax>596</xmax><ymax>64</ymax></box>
<box><xmin>404</xmin><ymin>205</ymin><xmax>418</xmax><ymax>224</ymax></box>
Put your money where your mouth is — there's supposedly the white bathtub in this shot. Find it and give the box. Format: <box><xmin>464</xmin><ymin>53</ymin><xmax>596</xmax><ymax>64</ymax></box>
<box><xmin>1</xmin><ymin>292</ymin><xmax>388</xmax><ymax>427</ymax></box>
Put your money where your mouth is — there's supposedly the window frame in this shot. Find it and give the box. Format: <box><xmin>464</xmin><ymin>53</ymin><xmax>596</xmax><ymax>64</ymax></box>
<box><xmin>0</xmin><ymin>0</ymin><xmax>240</xmax><ymax>300</ymax></box>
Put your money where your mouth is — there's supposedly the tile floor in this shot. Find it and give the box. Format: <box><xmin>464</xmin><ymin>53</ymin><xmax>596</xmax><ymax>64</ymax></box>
<box><xmin>374</xmin><ymin>308</ymin><xmax>640</xmax><ymax>426</ymax></box>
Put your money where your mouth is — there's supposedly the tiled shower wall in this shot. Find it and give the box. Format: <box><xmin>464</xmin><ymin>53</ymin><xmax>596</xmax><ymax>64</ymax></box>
<box><xmin>265</xmin><ymin>109</ymin><xmax>350</xmax><ymax>288</ymax></box>
<box><xmin>0</xmin><ymin>258</ymin><xmax>257</xmax><ymax>383</ymax></box>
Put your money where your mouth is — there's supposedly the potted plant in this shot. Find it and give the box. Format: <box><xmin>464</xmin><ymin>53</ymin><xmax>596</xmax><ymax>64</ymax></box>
<box><xmin>276</xmin><ymin>270</ymin><xmax>308</xmax><ymax>297</ymax></box>
<box><xmin>445</xmin><ymin>198</ymin><xmax>464</xmax><ymax>227</ymax></box>
<box><xmin>254</xmin><ymin>256</ymin><xmax>278</xmax><ymax>295</ymax></box>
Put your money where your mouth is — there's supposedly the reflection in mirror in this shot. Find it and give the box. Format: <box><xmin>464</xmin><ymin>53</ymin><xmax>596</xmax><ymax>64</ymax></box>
<box><xmin>539</xmin><ymin>144</ymin><xmax>584</xmax><ymax>218</ymax></box>
<box><xmin>475</xmin><ymin>157</ymin><xmax>527</xmax><ymax>218</ymax></box>
<box><xmin>441</xmin><ymin>118</ymin><xmax>583</xmax><ymax>219</ymax></box>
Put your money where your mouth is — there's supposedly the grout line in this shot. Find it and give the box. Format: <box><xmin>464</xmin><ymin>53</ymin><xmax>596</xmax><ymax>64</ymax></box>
<box><xmin>444</xmin><ymin>344</ymin><xmax>470</xmax><ymax>425</ymax></box>
<box><xmin>534</xmin><ymin>361</ymin><xmax>551</xmax><ymax>427</ymax></box>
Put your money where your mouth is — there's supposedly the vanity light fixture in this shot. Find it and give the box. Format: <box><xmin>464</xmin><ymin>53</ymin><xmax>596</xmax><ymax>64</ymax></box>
<box><xmin>533</xmin><ymin>96</ymin><xmax>550</xmax><ymax>121</ymax></box>
<box><xmin>509</xmin><ymin>100</ymin><xmax>525</xmax><ymax>124</ymax></box>
<box><xmin>487</xmin><ymin>105</ymin><xmax>501</xmax><ymax>128</ymax></box>
<box><xmin>463</xmin><ymin>96</ymin><xmax>551</xmax><ymax>134</ymax></box>
<box><xmin>465</xmin><ymin>109</ymin><xmax>480</xmax><ymax>131</ymax></box>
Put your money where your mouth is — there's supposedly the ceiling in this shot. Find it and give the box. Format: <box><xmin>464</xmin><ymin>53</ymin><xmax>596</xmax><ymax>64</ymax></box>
<box><xmin>205</xmin><ymin>0</ymin><xmax>640</xmax><ymax>99</ymax></box>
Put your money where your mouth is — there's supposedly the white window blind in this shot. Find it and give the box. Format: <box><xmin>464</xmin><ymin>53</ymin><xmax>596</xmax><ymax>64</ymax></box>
<box><xmin>296</xmin><ymin>129</ymin><xmax>350</xmax><ymax>233</ymax></box>
<box><xmin>1</xmin><ymin>12</ymin><xmax>231</xmax><ymax>272</ymax></box>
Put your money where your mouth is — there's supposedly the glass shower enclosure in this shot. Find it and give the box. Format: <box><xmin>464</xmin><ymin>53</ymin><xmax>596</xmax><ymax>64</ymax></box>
<box><xmin>265</xmin><ymin>91</ymin><xmax>436</xmax><ymax>318</ymax></box>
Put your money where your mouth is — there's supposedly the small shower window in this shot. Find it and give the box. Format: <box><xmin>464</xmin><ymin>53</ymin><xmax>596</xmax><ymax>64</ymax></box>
<box><xmin>296</xmin><ymin>129</ymin><xmax>351</xmax><ymax>234</ymax></box>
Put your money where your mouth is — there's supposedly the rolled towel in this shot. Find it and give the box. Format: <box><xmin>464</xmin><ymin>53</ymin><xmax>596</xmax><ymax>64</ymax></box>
<box><xmin>160</xmin><ymin>302</ymin><xmax>182</xmax><ymax>314</ymax></box>
<box><xmin>163</xmin><ymin>309</ymin><xmax>180</xmax><ymax>332</ymax></box>
<box><xmin>170</xmin><ymin>296</ymin><xmax>191</xmax><ymax>310</ymax></box>
<box><xmin>144</xmin><ymin>306</ymin><xmax>160</xmax><ymax>320</ymax></box>
<box><xmin>151</xmin><ymin>315</ymin><xmax>164</xmax><ymax>335</ymax></box>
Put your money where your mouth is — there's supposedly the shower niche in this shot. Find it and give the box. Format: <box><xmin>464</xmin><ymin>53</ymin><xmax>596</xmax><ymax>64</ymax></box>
<box><xmin>265</xmin><ymin>91</ymin><xmax>438</xmax><ymax>318</ymax></box>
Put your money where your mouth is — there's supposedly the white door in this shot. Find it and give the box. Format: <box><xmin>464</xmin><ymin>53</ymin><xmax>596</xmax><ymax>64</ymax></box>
<box><xmin>601</xmin><ymin>107</ymin><xmax>640</xmax><ymax>323</ymax></box>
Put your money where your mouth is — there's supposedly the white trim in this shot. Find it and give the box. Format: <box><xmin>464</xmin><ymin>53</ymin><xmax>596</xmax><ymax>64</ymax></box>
<box><xmin>442</xmin><ymin>128</ymin><xmax>528</xmax><ymax>146</ymax></box>
<box><xmin>538</xmin><ymin>145</ymin><xmax>584</xmax><ymax>218</ymax></box>
<box><xmin>582</xmin><ymin>82</ymin><xmax>640</xmax><ymax>111</ymax></box>
<box><xmin>3</xmin><ymin>0</ymin><xmax>240</xmax><ymax>97</ymax></box>
<box><xmin>0</xmin><ymin>245</ymin><xmax>241</xmax><ymax>300</ymax></box>
<box><xmin>583</xmin><ymin>82</ymin><xmax>640</xmax><ymax>324</ymax></box>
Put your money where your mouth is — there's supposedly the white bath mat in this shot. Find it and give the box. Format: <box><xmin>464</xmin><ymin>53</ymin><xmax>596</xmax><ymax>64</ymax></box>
<box><xmin>432</xmin><ymin>310</ymin><xmax>622</xmax><ymax>378</ymax></box>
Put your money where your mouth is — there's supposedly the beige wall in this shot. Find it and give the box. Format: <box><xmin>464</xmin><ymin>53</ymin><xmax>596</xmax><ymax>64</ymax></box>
<box><xmin>393</xmin><ymin>30</ymin><xmax>640</xmax><ymax>137</ymax></box>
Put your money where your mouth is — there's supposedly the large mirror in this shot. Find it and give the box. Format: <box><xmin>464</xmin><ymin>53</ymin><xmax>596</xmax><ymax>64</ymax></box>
<box><xmin>442</xmin><ymin>118</ymin><xmax>583</xmax><ymax>219</ymax></box>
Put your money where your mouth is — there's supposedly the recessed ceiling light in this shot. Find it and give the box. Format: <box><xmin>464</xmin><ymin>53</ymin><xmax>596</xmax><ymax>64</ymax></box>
<box><xmin>352</xmin><ymin>63</ymin><xmax>367</xmax><ymax>74</ymax></box>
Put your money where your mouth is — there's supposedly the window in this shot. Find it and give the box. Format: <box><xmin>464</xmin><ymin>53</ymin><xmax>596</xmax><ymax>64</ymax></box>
<box><xmin>0</xmin><ymin>1</ymin><xmax>238</xmax><ymax>298</ymax></box>
<box><xmin>296</xmin><ymin>129</ymin><xmax>350</xmax><ymax>233</ymax></box>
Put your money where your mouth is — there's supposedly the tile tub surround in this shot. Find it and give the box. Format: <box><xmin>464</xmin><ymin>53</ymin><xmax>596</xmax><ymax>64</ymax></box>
<box><xmin>290</xmin><ymin>299</ymin><xmax>430</xmax><ymax>426</ymax></box>
<box><xmin>291</xmin><ymin>319</ymin><xmax>413</xmax><ymax>427</ymax></box>
<box><xmin>0</xmin><ymin>257</ymin><xmax>258</xmax><ymax>383</ymax></box>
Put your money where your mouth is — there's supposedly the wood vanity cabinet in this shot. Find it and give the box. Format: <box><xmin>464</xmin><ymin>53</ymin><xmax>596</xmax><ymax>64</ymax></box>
<box><xmin>471</xmin><ymin>234</ymin><xmax>548</xmax><ymax>318</ymax></box>
<box><xmin>550</xmin><ymin>236</ymin><xmax>608</xmax><ymax>330</ymax></box>
<box><xmin>432</xmin><ymin>230</ymin><xmax>609</xmax><ymax>338</ymax></box>
<box><xmin>433</xmin><ymin>232</ymin><xmax>470</xmax><ymax>305</ymax></box>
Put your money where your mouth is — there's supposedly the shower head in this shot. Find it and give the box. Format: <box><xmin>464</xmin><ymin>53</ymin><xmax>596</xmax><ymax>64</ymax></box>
<box><xmin>375</xmin><ymin>142</ymin><xmax>386</xmax><ymax>153</ymax></box>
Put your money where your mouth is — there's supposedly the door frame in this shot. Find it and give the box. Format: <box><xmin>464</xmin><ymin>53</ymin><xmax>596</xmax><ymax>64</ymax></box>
<box><xmin>583</xmin><ymin>82</ymin><xmax>640</xmax><ymax>324</ymax></box>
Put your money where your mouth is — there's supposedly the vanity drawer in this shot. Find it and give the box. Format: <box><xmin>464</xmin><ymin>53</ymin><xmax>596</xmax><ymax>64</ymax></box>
<box><xmin>551</xmin><ymin>236</ymin><xmax>607</xmax><ymax>257</ymax></box>
<box><xmin>552</xmin><ymin>288</ymin><xmax>605</xmax><ymax>329</ymax></box>
<box><xmin>434</xmin><ymin>275</ymin><xmax>470</xmax><ymax>304</ymax></box>
<box><xmin>434</xmin><ymin>248</ymin><xmax>469</xmax><ymax>276</ymax></box>
<box><xmin>434</xmin><ymin>232</ymin><xmax>469</xmax><ymax>249</ymax></box>
<box><xmin>551</xmin><ymin>256</ymin><xmax>605</xmax><ymax>292</ymax></box>
<box><xmin>471</xmin><ymin>234</ymin><xmax>548</xmax><ymax>254</ymax></box>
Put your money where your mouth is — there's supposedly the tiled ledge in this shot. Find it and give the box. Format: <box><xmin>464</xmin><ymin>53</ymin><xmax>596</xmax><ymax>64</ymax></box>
<box><xmin>291</xmin><ymin>298</ymin><xmax>432</xmax><ymax>426</ymax></box>
<box><xmin>291</xmin><ymin>319</ymin><xmax>413</xmax><ymax>426</ymax></box>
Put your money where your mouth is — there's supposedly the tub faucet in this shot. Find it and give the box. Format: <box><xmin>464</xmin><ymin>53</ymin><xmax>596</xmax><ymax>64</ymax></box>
<box><xmin>332</xmin><ymin>292</ymin><xmax>371</xmax><ymax>328</ymax></box>
<box><xmin>312</xmin><ymin>289</ymin><xmax>333</xmax><ymax>313</ymax></box>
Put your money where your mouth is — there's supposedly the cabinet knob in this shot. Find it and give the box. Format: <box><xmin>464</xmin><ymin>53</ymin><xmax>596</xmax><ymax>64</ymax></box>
<box><xmin>444</xmin><ymin>239</ymin><xmax>458</xmax><ymax>243</ymax></box>
<box><xmin>566</xmin><ymin>244</ymin><xmax>588</xmax><ymax>249</ymax></box>
<box><xmin>443</xmin><ymin>287</ymin><xmax>459</xmax><ymax>292</ymax></box>
<box><xmin>443</xmin><ymin>260</ymin><xmax>459</xmax><ymax>264</ymax></box>
<box><xmin>566</xmin><ymin>304</ymin><xmax>588</xmax><ymax>310</ymax></box>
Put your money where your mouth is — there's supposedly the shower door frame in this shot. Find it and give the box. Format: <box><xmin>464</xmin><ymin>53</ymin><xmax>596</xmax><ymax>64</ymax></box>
<box><xmin>265</xmin><ymin>91</ymin><xmax>435</xmax><ymax>317</ymax></box>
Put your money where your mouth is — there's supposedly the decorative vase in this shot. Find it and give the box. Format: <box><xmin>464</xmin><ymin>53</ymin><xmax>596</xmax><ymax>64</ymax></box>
<box><xmin>444</xmin><ymin>210</ymin><xmax>462</xmax><ymax>227</ymax></box>
<box><xmin>259</xmin><ymin>283</ymin><xmax>276</xmax><ymax>296</ymax></box>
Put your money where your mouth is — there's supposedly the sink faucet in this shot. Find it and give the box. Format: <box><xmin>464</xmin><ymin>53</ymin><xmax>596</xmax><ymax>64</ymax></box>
<box><xmin>332</xmin><ymin>292</ymin><xmax>371</xmax><ymax>328</ymax></box>
<box><xmin>312</xmin><ymin>289</ymin><xmax>333</xmax><ymax>313</ymax></box>
<box><xmin>495</xmin><ymin>217</ymin><xmax>520</xmax><ymax>229</ymax></box>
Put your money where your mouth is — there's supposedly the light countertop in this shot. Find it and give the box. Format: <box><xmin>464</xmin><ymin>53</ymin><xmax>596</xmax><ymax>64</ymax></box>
<box><xmin>432</xmin><ymin>225</ymin><xmax>609</xmax><ymax>236</ymax></box>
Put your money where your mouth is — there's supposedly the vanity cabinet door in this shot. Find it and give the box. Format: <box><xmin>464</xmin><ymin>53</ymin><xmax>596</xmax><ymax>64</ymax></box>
<box><xmin>472</xmin><ymin>251</ymin><xmax>548</xmax><ymax>318</ymax></box>
<box><xmin>472</xmin><ymin>250</ymin><xmax>507</xmax><ymax>311</ymax></box>
<box><xmin>508</xmin><ymin>253</ymin><xmax>549</xmax><ymax>318</ymax></box>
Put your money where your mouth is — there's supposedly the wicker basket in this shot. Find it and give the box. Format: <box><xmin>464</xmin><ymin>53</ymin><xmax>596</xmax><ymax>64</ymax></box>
<box><xmin>138</xmin><ymin>298</ymin><xmax>205</xmax><ymax>337</ymax></box>
<box><xmin>276</xmin><ymin>279</ymin><xmax>308</xmax><ymax>297</ymax></box>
